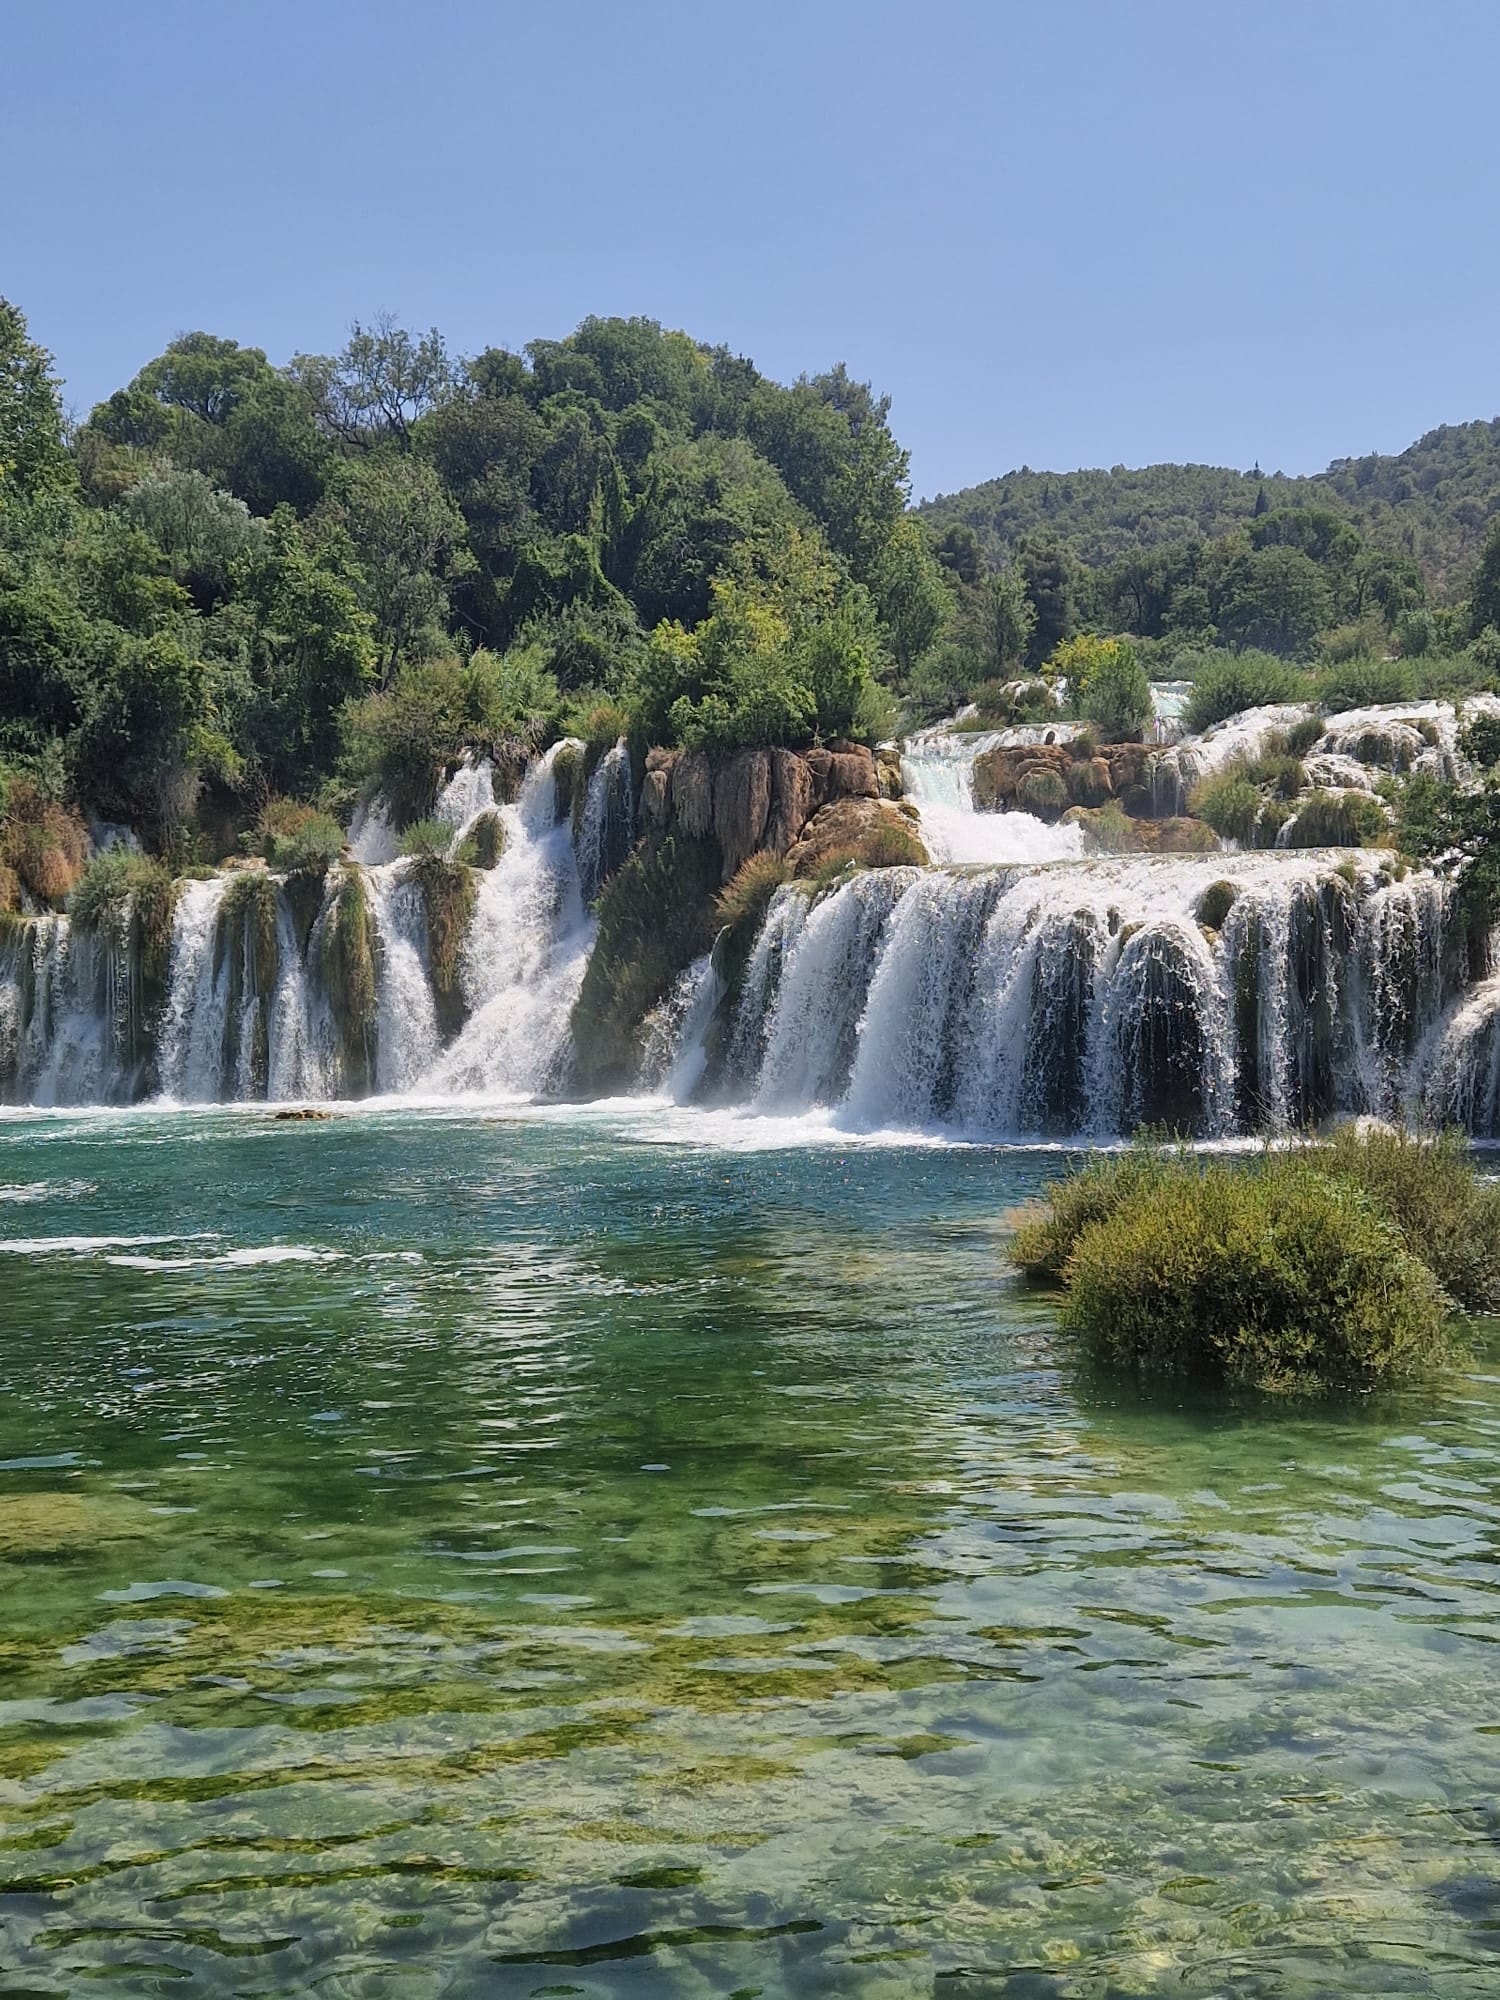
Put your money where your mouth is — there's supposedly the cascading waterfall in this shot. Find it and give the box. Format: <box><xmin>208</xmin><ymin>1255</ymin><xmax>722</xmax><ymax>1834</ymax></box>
<box><xmin>12</xmin><ymin>699</ymin><xmax>1500</xmax><ymax>1134</ymax></box>
<box><xmin>717</xmin><ymin>854</ymin><xmax>1461</xmax><ymax>1139</ymax></box>
<box><xmin>902</xmin><ymin>724</ymin><xmax>1085</xmax><ymax>863</ymax></box>
<box><xmin>422</xmin><ymin>741</ymin><xmax>596</xmax><ymax>1098</ymax></box>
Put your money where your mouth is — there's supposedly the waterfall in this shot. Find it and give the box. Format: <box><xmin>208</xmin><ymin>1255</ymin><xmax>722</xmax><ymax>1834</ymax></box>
<box><xmin>365</xmin><ymin>865</ymin><xmax>442</xmax><ymax>1093</ymax></box>
<box><xmin>718</xmin><ymin>852</ymin><xmax>1465</xmax><ymax>1140</ymax></box>
<box><xmin>637</xmin><ymin>954</ymin><xmax>724</xmax><ymax>1103</ymax></box>
<box><xmin>421</xmin><ymin>742</ymin><xmax>593</xmax><ymax>1098</ymax></box>
<box><xmin>11</xmin><ymin>705</ymin><xmax>1500</xmax><ymax>1134</ymax></box>
<box><xmin>576</xmin><ymin>740</ymin><xmax>634</xmax><ymax>902</ymax></box>
<box><xmin>901</xmin><ymin>725</ymin><xmax>1086</xmax><ymax>864</ymax></box>
<box><xmin>434</xmin><ymin>755</ymin><xmax>498</xmax><ymax>845</ymax></box>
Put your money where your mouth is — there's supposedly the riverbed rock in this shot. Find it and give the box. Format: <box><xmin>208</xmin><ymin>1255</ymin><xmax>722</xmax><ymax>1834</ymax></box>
<box><xmin>784</xmin><ymin>797</ymin><xmax>930</xmax><ymax>877</ymax></box>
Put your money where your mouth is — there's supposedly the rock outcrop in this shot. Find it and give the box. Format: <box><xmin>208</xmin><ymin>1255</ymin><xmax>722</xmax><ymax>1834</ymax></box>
<box><xmin>784</xmin><ymin>797</ymin><xmax>930</xmax><ymax>877</ymax></box>
<box><xmin>972</xmin><ymin>740</ymin><xmax>1161</xmax><ymax>820</ymax></box>
<box><xmin>645</xmin><ymin>743</ymin><xmax>887</xmax><ymax>879</ymax></box>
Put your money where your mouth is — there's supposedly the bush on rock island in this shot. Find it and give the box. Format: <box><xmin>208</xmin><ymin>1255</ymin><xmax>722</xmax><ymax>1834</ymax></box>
<box><xmin>1008</xmin><ymin>1137</ymin><xmax>1473</xmax><ymax>1394</ymax></box>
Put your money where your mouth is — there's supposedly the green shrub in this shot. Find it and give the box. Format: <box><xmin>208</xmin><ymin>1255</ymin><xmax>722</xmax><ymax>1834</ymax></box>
<box><xmin>397</xmin><ymin>819</ymin><xmax>456</xmax><ymax>861</ymax></box>
<box><xmin>254</xmin><ymin>799</ymin><xmax>345</xmax><ymax>876</ymax></box>
<box><xmin>1285</xmin><ymin>715</ymin><xmax>1326</xmax><ymax>756</ymax></box>
<box><xmin>1243</xmin><ymin>751</ymin><xmax>1306</xmax><ymax>800</ymax></box>
<box><xmin>717</xmin><ymin>852</ymin><xmax>790</xmax><ymax>940</ymax></box>
<box><xmin>1007</xmin><ymin>1147</ymin><xmax>1174</xmax><ymax>1284</ymax></box>
<box><xmin>1016</xmin><ymin>769</ymin><xmax>1069</xmax><ymax>818</ymax></box>
<box><xmin>1190</xmin><ymin>771</ymin><xmax>1262</xmax><ymax>844</ymax></box>
<box><xmin>1074</xmin><ymin>642</ymin><xmax>1153</xmax><ymax>741</ymax></box>
<box><xmin>1008</xmin><ymin>1134</ymin><xmax>1486</xmax><ymax>1393</ymax></box>
<box><xmin>1318</xmin><ymin>1126</ymin><xmax>1500</xmax><ymax>1313</ymax></box>
<box><xmin>1196</xmin><ymin>879</ymin><xmax>1238</xmax><ymax>930</ymax></box>
<box><xmin>1071</xmin><ymin>800</ymin><xmax>1140</xmax><ymax>853</ymax></box>
<box><xmin>466</xmin><ymin>809</ymin><xmax>505</xmax><ymax>869</ymax></box>
<box><xmin>341</xmin><ymin>650</ymin><xmax>561</xmax><ymax>824</ymax></box>
<box><xmin>1182</xmin><ymin>650</ymin><xmax>1310</xmax><ymax>732</ymax></box>
<box><xmin>1313</xmin><ymin>657</ymin><xmax>1414</xmax><ymax>711</ymax></box>
<box><xmin>1282</xmin><ymin>789</ymin><xmax>1388</xmax><ymax>848</ymax></box>
<box><xmin>1462</xmin><ymin>712</ymin><xmax>1500</xmax><ymax>770</ymax></box>
<box><xmin>69</xmin><ymin>849</ymin><xmax>171</xmax><ymax>928</ymax></box>
<box><xmin>1060</xmin><ymin>1159</ymin><xmax>1453</xmax><ymax>1393</ymax></box>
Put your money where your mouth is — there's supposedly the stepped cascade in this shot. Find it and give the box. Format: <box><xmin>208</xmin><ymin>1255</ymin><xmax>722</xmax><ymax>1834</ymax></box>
<box><xmin>6</xmin><ymin>704</ymin><xmax>1500</xmax><ymax>1134</ymax></box>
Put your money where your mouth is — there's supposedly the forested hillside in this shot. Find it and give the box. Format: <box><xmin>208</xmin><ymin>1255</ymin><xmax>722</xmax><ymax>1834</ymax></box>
<box><xmin>921</xmin><ymin>421</ymin><xmax>1500</xmax><ymax>596</ymax></box>
<box><xmin>5</xmin><ymin>290</ymin><xmax>1500</xmax><ymax>907</ymax></box>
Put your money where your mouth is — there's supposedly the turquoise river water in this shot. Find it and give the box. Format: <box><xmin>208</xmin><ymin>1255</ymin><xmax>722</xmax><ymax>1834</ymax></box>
<box><xmin>0</xmin><ymin>1104</ymin><xmax>1497</xmax><ymax>1997</ymax></box>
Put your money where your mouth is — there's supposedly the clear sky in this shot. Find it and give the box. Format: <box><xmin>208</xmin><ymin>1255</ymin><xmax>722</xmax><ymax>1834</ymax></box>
<box><xmin>4</xmin><ymin>0</ymin><xmax>1496</xmax><ymax>499</ymax></box>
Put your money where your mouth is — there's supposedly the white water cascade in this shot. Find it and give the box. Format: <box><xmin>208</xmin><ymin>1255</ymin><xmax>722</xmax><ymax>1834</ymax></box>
<box><xmin>901</xmin><ymin>724</ymin><xmax>1086</xmax><ymax>864</ymax></box>
<box><xmin>14</xmin><ymin>702</ymin><xmax>1500</xmax><ymax>1135</ymax></box>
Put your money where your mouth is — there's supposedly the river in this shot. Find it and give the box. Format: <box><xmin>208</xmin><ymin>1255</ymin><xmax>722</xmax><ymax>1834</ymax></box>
<box><xmin>0</xmin><ymin>1105</ymin><xmax>1497</xmax><ymax>1994</ymax></box>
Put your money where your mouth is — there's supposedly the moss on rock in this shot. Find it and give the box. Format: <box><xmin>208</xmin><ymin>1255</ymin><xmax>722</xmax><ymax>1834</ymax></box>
<box><xmin>571</xmin><ymin>835</ymin><xmax>723</xmax><ymax>1093</ymax></box>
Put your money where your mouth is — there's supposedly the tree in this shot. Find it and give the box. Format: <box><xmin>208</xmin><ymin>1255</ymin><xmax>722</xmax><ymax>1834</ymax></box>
<box><xmin>869</xmin><ymin>517</ymin><xmax>951</xmax><ymax>675</ymax></box>
<box><xmin>1018</xmin><ymin>536</ymin><xmax>1077</xmax><ymax>666</ymax></box>
<box><xmin>1214</xmin><ymin>544</ymin><xmax>1333</xmax><ymax>656</ymax></box>
<box><xmin>0</xmin><ymin>300</ymin><xmax>72</xmax><ymax>501</ymax></box>
<box><xmin>294</xmin><ymin>316</ymin><xmax>454</xmax><ymax>452</ymax></box>
<box><xmin>124</xmin><ymin>467</ymin><xmax>263</xmax><ymax>609</ymax></box>
<box><xmin>1052</xmin><ymin>634</ymin><xmax>1153</xmax><ymax>741</ymax></box>
<box><xmin>1469</xmin><ymin>519</ymin><xmax>1500</xmax><ymax>641</ymax></box>
<box><xmin>327</xmin><ymin>455</ymin><xmax>471</xmax><ymax>680</ymax></box>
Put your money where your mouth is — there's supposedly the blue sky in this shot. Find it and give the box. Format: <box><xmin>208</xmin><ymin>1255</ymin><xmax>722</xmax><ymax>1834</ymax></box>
<box><xmin>4</xmin><ymin>0</ymin><xmax>1496</xmax><ymax>499</ymax></box>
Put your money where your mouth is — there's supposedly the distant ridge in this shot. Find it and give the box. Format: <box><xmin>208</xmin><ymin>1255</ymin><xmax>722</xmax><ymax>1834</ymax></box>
<box><xmin>917</xmin><ymin>418</ymin><xmax>1500</xmax><ymax>597</ymax></box>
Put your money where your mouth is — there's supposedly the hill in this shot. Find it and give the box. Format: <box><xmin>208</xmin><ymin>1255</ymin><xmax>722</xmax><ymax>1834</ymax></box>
<box><xmin>919</xmin><ymin>419</ymin><xmax>1500</xmax><ymax>599</ymax></box>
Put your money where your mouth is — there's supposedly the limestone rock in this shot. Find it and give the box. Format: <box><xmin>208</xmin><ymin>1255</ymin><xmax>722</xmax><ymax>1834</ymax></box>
<box><xmin>671</xmin><ymin>750</ymin><xmax>714</xmax><ymax>838</ymax></box>
<box><xmin>713</xmin><ymin>751</ymin><xmax>772</xmax><ymax>879</ymax></box>
<box><xmin>766</xmin><ymin>749</ymin><xmax>815</xmax><ymax>854</ymax></box>
<box><xmin>784</xmin><ymin>796</ymin><xmax>930</xmax><ymax>877</ymax></box>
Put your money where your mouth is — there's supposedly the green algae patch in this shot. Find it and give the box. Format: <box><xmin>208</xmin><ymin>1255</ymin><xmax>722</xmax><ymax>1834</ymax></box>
<box><xmin>0</xmin><ymin>1492</ymin><xmax>161</xmax><ymax>1559</ymax></box>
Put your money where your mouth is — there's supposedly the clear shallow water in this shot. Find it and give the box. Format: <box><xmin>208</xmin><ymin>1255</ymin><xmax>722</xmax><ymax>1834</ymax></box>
<box><xmin>0</xmin><ymin>1109</ymin><xmax>1497</xmax><ymax>1997</ymax></box>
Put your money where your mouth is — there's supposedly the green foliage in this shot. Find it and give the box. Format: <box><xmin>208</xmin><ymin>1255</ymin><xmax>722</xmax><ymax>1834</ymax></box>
<box><xmin>1190</xmin><ymin>770</ymin><xmax>1263</xmax><ymax>845</ymax></box>
<box><xmin>1282</xmin><ymin>788</ymin><xmax>1388</xmax><ymax>848</ymax></box>
<box><xmin>1053</xmin><ymin>634</ymin><xmax>1152</xmax><ymax>740</ymax></box>
<box><xmin>919</xmin><ymin>420</ymin><xmax>1500</xmax><ymax>601</ymax></box>
<box><xmin>1462</xmin><ymin>712</ymin><xmax>1500</xmax><ymax>770</ymax></box>
<box><xmin>397</xmin><ymin>818</ymin><xmax>456</xmax><ymax>860</ymax></box>
<box><xmin>572</xmin><ymin>834</ymin><xmax>723</xmax><ymax>1089</ymax></box>
<box><xmin>1399</xmin><ymin>768</ymin><xmax>1500</xmax><ymax>928</ymax></box>
<box><xmin>0</xmin><ymin>300</ymin><xmax>73</xmax><ymax>501</ymax></box>
<box><xmin>255</xmin><ymin>800</ymin><xmax>345</xmax><ymax>875</ymax></box>
<box><xmin>1181</xmin><ymin>650</ymin><xmax>1310</xmax><ymax>731</ymax></box>
<box><xmin>1312</xmin><ymin>656</ymin><xmax>1415</xmax><ymax>710</ymax></box>
<box><xmin>1009</xmin><ymin>1144</ymin><xmax>1460</xmax><ymax>1393</ymax></box>
<box><xmin>68</xmin><ymin>847</ymin><xmax>172</xmax><ymax>928</ymax></box>
<box><xmin>340</xmin><ymin>650</ymin><xmax>560</xmax><ymax>823</ymax></box>
<box><xmin>1318</xmin><ymin>1126</ymin><xmax>1500</xmax><ymax>1313</ymax></box>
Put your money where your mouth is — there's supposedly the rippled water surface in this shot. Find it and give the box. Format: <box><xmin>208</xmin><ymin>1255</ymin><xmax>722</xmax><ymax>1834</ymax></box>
<box><xmin>0</xmin><ymin>1105</ymin><xmax>1498</xmax><ymax>1997</ymax></box>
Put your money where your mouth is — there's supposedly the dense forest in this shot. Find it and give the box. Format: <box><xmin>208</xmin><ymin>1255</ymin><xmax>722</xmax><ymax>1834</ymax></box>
<box><xmin>920</xmin><ymin>421</ymin><xmax>1500</xmax><ymax>597</ymax></box>
<box><xmin>4</xmin><ymin>293</ymin><xmax>1500</xmax><ymax>909</ymax></box>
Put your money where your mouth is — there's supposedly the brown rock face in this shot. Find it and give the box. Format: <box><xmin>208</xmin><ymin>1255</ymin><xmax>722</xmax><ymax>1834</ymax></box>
<box><xmin>713</xmin><ymin>751</ymin><xmax>772</xmax><ymax>879</ymax></box>
<box><xmin>973</xmin><ymin>740</ymin><xmax>1165</xmax><ymax>820</ymax></box>
<box><xmin>639</xmin><ymin>766</ymin><xmax>672</xmax><ymax>830</ymax></box>
<box><xmin>766</xmin><ymin>748</ymin><xmax>815</xmax><ymax>854</ymax></box>
<box><xmin>826</xmin><ymin>748</ymin><xmax>879</xmax><ymax>800</ymax></box>
<box><xmin>670</xmin><ymin>751</ymin><xmax>714</xmax><ymax>838</ymax></box>
<box><xmin>784</xmin><ymin>797</ymin><xmax>930</xmax><ymax>877</ymax></box>
<box><xmin>875</xmin><ymin>745</ymin><xmax>905</xmax><ymax>800</ymax></box>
